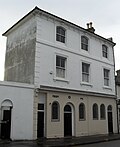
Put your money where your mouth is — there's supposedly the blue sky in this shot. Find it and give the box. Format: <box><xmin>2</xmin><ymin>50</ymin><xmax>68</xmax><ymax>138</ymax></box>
<box><xmin>0</xmin><ymin>0</ymin><xmax>120</xmax><ymax>80</ymax></box>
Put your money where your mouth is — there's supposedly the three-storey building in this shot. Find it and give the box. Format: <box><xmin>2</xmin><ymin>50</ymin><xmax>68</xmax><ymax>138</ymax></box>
<box><xmin>3</xmin><ymin>7</ymin><xmax>117</xmax><ymax>139</ymax></box>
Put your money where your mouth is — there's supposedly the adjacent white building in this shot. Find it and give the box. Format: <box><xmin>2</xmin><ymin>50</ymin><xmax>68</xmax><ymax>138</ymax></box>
<box><xmin>1</xmin><ymin>6</ymin><xmax>118</xmax><ymax>140</ymax></box>
<box><xmin>0</xmin><ymin>81</ymin><xmax>34</xmax><ymax>140</ymax></box>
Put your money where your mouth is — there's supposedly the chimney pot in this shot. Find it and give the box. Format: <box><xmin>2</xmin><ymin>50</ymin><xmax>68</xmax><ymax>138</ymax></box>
<box><xmin>90</xmin><ymin>22</ymin><xmax>92</xmax><ymax>28</ymax></box>
<box><xmin>87</xmin><ymin>23</ymin><xmax>89</xmax><ymax>29</ymax></box>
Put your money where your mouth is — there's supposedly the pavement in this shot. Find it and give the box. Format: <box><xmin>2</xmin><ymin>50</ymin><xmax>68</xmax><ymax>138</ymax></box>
<box><xmin>1</xmin><ymin>134</ymin><xmax>120</xmax><ymax>147</ymax></box>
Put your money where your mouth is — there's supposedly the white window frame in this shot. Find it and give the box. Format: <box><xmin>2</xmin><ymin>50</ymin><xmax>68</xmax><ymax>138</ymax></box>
<box><xmin>82</xmin><ymin>62</ymin><xmax>90</xmax><ymax>83</ymax></box>
<box><xmin>103</xmin><ymin>68</ymin><xmax>110</xmax><ymax>87</ymax></box>
<box><xmin>81</xmin><ymin>36</ymin><xmax>89</xmax><ymax>51</ymax></box>
<box><xmin>102</xmin><ymin>45</ymin><xmax>108</xmax><ymax>58</ymax></box>
<box><xmin>56</xmin><ymin>26</ymin><xmax>66</xmax><ymax>44</ymax></box>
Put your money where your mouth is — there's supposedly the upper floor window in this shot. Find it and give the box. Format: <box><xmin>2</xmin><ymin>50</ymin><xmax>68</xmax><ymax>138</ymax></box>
<box><xmin>52</xmin><ymin>101</ymin><xmax>60</xmax><ymax>121</ymax></box>
<box><xmin>102</xmin><ymin>45</ymin><xmax>108</xmax><ymax>58</ymax></box>
<box><xmin>56</xmin><ymin>26</ymin><xmax>66</xmax><ymax>43</ymax></box>
<box><xmin>82</xmin><ymin>62</ymin><xmax>90</xmax><ymax>83</ymax></box>
<box><xmin>56</xmin><ymin>55</ymin><xmax>66</xmax><ymax>78</ymax></box>
<box><xmin>93</xmin><ymin>103</ymin><xmax>98</xmax><ymax>120</ymax></box>
<box><xmin>104</xmin><ymin>69</ymin><xmax>110</xmax><ymax>86</ymax></box>
<box><xmin>79</xmin><ymin>103</ymin><xmax>85</xmax><ymax>120</ymax></box>
<box><xmin>81</xmin><ymin>36</ymin><xmax>88</xmax><ymax>51</ymax></box>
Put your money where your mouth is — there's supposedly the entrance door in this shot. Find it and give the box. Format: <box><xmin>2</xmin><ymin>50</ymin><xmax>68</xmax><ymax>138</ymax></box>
<box><xmin>64</xmin><ymin>105</ymin><xmax>72</xmax><ymax>136</ymax></box>
<box><xmin>107</xmin><ymin>105</ymin><xmax>113</xmax><ymax>134</ymax></box>
<box><xmin>37</xmin><ymin>104</ymin><xmax>44</xmax><ymax>138</ymax></box>
<box><xmin>1</xmin><ymin>109</ymin><xmax>11</xmax><ymax>139</ymax></box>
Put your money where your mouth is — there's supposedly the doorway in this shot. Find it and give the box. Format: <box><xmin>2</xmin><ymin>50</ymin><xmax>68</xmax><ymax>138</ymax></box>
<box><xmin>1</xmin><ymin>108</ymin><xmax>12</xmax><ymax>139</ymax></box>
<box><xmin>37</xmin><ymin>104</ymin><xmax>44</xmax><ymax>138</ymax></box>
<box><xmin>1</xmin><ymin>99</ymin><xmax>13</xmax><ymax>140</ymax></box>
<box><xmin>107</xmin><ymin>105</ymin><xmax>113</xmax><ymax>134</ymax></box>
<box><xmin>64</xmin><ymin>104</ymin><xmax>73</xmax><ymax>137</ymax></box>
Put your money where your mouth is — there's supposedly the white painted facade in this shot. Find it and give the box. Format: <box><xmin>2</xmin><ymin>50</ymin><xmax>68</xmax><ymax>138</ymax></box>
<box><xmin>2</xmin><ymin>7</ymin><xmax>118</xmax><ymax>140</ymax></box>
<box><xmin>0</xmin><ymin>81</ymin><xmax>34</xmax><ymax>140</ymax></box>
<box><xmin>35</xmin><ymin>15</ymin><xmax>115</xmax><ymax>96</ymax></box>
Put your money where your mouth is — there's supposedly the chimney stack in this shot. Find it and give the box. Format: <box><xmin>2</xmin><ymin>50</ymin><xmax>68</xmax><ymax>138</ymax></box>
<box><xmin>86</xmin><ymin>22</ymin><xmax>95</xmax><ymax>33</ymax></box>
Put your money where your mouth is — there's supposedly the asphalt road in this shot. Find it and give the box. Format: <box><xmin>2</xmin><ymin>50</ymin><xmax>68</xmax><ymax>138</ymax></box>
<box><xmin>77</xmin><ymin>140</ymin><xmax>120</xmax><ymax>147</ymax></box>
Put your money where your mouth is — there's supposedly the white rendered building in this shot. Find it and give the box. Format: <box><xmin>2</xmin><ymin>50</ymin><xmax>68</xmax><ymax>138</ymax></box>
<box><xmin>1</xmin><ymin>7</ymin><xmax>117</xmax><ymax>139</ymax></box>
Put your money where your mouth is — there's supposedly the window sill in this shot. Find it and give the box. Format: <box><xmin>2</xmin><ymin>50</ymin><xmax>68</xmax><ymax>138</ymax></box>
<box><xmin>79</xmin><ymin>119</ymin><xmax>86</xmax><ymax>121</ymax></box>
<box><xmin>51</xmin><ymin>119</ymin><xmax>60</xmax><ymax>122</ymax></box>
<box><xmin>80</xmin><ymin>82</ymin><xmax>93</xmax><ymax>87</ymax></box>
<box><xmin>103</xmin><ymin>86</ymin><xmax>112</xmax><ymax>91</ymax></box>
<box><xmin>53</xmin><ymin>78</ymin><xmax>69</xmax><ymax>83</ymax></box>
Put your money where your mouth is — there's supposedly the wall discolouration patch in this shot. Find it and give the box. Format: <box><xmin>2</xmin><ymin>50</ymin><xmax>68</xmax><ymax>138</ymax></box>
<box><xmin>4</xmin><ymin>18</ymin><xmax>36</xmax><ymax>84</ymax></box>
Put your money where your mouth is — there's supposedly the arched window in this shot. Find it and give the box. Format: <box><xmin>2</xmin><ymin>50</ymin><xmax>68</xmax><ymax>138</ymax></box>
<box><xmin>102</xmin><ymin>45</ymin><xmax>108</xmax><ymax>58</ymax></box>
<box><xmin>100</xmin><ymin>104</ymin><xmax>106</xmax><ymax>119</ymax></box>
<box><xmin>79</xmin><ymin>103</ymin><xmax>85</xmax><ymax>120</ymax></box>
<box><xmin>56</xmin><ymin>26</ymin><xmax>66</xmax><ymax>43</ymax></box>
<box><xmin>108</xmin><ymin>105</ymin><xmax>112</xmax><ymax>111</ymax></box>
<box><xmin>81</xmin><ymin>36</ymin><xmax>88</xmax><ymax>51</ymax></box>
<box><xmin>51</xmin><ymin>101</ymin><xmax>60</xmax><ymax>120</ymax></box>
<box><xmin>93</xmin><ymin>103</ymin><xmax>98</xmax><ymax>120</ymax></box>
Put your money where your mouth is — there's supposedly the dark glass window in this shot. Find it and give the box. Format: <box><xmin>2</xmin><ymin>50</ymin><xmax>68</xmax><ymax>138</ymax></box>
<box><xmin>79</xmin><ymin>103</ymin><xmax>85</xmax><ymax>120</ymax></box>
<box><xmin>64</xmin><ymin>105</ymin><xmax>71</xmax><ymax>112</ymax></box>
<box><xmin>38</xmin><ymin>104</ymin><xmax>44</xmax><ymax>110</ymax></box>
<box><xmin>93</xmin><ymin>103</ymin><xmax>98</xmax><ymax>120</ymax></box>
<box><xmin>52</xmin><ymin>101</ymin><xmax>59</xmax><ymax>120</ymax></box>
<box><xmin>81</xmin><ymin>36</ymin><xmax>88</xmax><ymax>51</ymax></box>
<box><xmin>100</xmin><ymin>104</ymin><xmax>105</xmax><ymax>119</ymax></box>
<box><xmin>56</xmin><ymin>26</ymin><xmax>65</xmax><ymax>43</ymax></box>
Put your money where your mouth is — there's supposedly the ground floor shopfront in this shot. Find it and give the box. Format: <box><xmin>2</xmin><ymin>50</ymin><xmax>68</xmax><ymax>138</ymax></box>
<box><xmin>33</xmin><ymin>86</ymin><xmax>118</xmax><ymax>139</ymax></box>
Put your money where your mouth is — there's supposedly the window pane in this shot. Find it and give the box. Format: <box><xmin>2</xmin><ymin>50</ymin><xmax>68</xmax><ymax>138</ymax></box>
<box><xmin>100</xmin><ymin>104</ymin><xmax>105</xmax><ymax>119</ymax></box>
<box><xmin>56</xmin><ymin>26</ymin><xmax>65</xmax><ymax>43</ymax></box>
<box><xmin>38</xmin><ymin>104</ymin><xmax>44</xmax><ymax>110</ymax></box>
<box><xmin>102</xmin><ymin>45</ymin><xmax>108</xmax><ymax>58</ymax></box>
<box><xmin>56</xmin><ymin>56</ymin><xmax>66</xmax><ymax>78</ymax></box>
<box><xmin>61</xmin><ymin>58</ymin><xmax>65</xmax><ymax>68</ymax></box>
<box><xmin>52</xmin><ymin>102</ymin><xmax>59</xmax><ymax>120</ymax></box>
<box><xmin>79</xmin><ymin>103</ymin><xmax>85</xmax><ymax>120</ymax></box>
<box><xmin>81</xmin><ymin>36</ymin><xmax>88</xmax><ymax>51</ymax></box>
<box><xmin>104</xmin><ymin>69</ymin><xmax>109</xmax><ymax>86</ymax></box>
<box><xmin>64</xmin><ymin>105</ymin><xmax>71</xmax><ymax>112</ymax></box>
<box><xmin>93</xmin><ymin>104</ymin><xmax>98</xmax><ymax>119</ymax></box>
<box><xmin>82</xmin><ymin>63</ymin><xmax>90</xmax><ymax>82</ymax></box>
<box><xmin>56</xmin><ymin>56</ymin><xmax>60</xmax><ymax>66</ymax></box>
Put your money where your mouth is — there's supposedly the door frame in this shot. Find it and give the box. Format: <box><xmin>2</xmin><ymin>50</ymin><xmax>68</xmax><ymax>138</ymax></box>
<box><xmin>37</xmin><ymin>103</ymin><xmax>45</xmax><ymax>138</ymax></box>
<box><xmin>107</xmin><ymin>105</ymin><xmax>113</xmax><ymax>134</ymax></box>
<box><xmin>64</xmin><ymin>103</ymin><xmax>75</xmax><ymax>137</ymax></box>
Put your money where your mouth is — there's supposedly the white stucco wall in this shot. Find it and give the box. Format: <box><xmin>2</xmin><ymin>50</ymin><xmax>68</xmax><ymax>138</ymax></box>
<box><xmin>35</xmin><ymin>15</ymin><xmax>115</xmax><ymax>96</ymax></box>
<box><xmin>0</xmin><ymin>81</ymin><xmax>34</xmax><ymax>140</ymax></box>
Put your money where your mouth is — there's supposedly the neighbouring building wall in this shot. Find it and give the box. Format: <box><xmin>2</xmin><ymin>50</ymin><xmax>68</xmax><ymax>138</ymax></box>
<box><xmin>0</xmin><ymin>81</ymin><xmax>34</xmax><ymax>140</ymax></box>
<box><xmin>4</xmin><ymin>16</ymin><xmax>36</xmax><ymax>84</ymax></box>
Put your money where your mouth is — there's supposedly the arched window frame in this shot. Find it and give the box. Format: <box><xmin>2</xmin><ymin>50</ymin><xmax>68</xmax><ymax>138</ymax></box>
<box><xmin>93</xmin><ymin>103</ymin><xmax>98</xmax><ymax>120</ymax></box>
<box><xmin>100</xmin><ymin>104</ymin><xmax>106</xmax><ymax>120</ymax></box>
<box><xmin>81</xmin><ymin>36</ymin><xmax>89</xmax><ymax>51</ymax></box>
<box><xmin>56</xmin><ymin>26</ymin><xmax>66</xmax><ymax>43</ymax></box>
<box><xmin>79</xmin><ymin>103</ymin><xmax>86</xmax><ymax>120</ymax></box>
<box><xmin>51</xmin><ymin>101</ymin><xmax>60</xmax><ymax>121</ymax></box>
